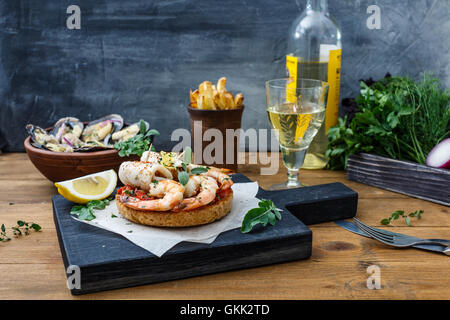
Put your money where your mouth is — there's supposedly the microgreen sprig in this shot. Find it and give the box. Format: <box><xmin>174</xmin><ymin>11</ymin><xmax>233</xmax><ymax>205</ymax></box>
<box><xmin>0</xmin><ymin>221</ymin><xmax>41</xmax><ymax>242</ymax></box>
<box><xmin>0</xmin><ymin>224</ymin><xmax>11</xmax><ymax>242</ymax></box>
<box><xmin>114</xmin><ymin>119</ymin><xmax>160</xmax><ymax>157</ymax></box>
<box><xmin>11</xmin><ymin>220</ymin><xmax>42</xmax><ymax>236</ymax></box>
<box><xmin>381</xmin><ymin>209</ymin><xmax>424</xmax><ymax>226</ymax></box>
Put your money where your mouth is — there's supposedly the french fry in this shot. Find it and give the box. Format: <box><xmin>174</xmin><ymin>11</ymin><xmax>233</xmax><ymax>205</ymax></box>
<box><xmin>222</xmin><ymin>92</ymin><xmax>235</xmax><ymax>109</ymax></box>
<box><xmin>190</xmin><ymin>89</ymin><xmax>199</xmax><ymax>108</ymax></box>
<box><xmin>199</xmin><ymin>81</ymin><xmax>216</xmax><ymax>109</ymax></box>
<box><xmin>197</xmin><ymin>93</ymin><xmax>206</xmax><ymax>109</ymax></box>
<box><xmin>234</xmin><ymin>93</ymin><xmax>244</xmax><ymax>108</ymax></box>
<box><xmin>213</xmin><ymin>91</ymin><xmax>222</xmax><ymax>109</ymax></box>
<box><xmin>216</xmin><ymin>77</ymin><xmax>227</xmax><ymax>93</ymax></box>
<box><xmin>199</xmin><ymin>81</ymin><xmax>212</xmax><ymax>95</ymax></box>
<box><xmin>190</xmin><ymin>77</ymin><xmax>243</xmax><ymax>110</ymax></box>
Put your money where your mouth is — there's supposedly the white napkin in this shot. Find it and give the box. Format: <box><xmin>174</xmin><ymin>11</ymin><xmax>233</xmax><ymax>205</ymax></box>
<box><xmin>73</xmin><ymin>182</ymin><xmax>260</xmax><ymax>257</ymax></box>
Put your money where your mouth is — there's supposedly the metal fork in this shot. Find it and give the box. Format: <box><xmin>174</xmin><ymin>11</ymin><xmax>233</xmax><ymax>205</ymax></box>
<box><xmin>353</xmin><ymin>218</ymin><xmax>450</xmax><ymax>250</ymax></box>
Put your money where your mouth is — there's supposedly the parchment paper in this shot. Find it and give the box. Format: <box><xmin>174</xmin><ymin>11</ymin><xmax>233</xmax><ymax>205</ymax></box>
<box><xmin>73</xmin><ymin>182</ymin><xmax>260</xmax><ymax>257</ymax></box>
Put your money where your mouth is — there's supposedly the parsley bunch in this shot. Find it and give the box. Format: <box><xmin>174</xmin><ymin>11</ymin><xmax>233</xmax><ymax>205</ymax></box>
<box><xmin>326</xmin><ymin>75</ymin><xmax>450</xmax><ymax>170</ymax></box>
<box><xmin>241</xmin><ymin>199</ymin><xmax>282</xmax><ymax>233</ymax></box>
<box><xmin>70</xmin><ymin>198</ymin><xmax>113</xmax><ymax>221</ymax></box>
<box><xmin>114</xmin><ymin>120</ymin><xmax>160</xmax><ymax>157</ymax></box>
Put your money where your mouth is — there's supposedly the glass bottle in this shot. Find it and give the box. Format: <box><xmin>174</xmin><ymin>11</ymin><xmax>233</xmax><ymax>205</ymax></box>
<box><xmin>286</xmin><ymin>0</ymin><xmax>342</xmax><ymax>169</ymax></box>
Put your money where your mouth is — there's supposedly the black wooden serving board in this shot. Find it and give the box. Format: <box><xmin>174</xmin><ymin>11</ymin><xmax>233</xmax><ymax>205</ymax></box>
<box><xmin>53</xmin><ymin>174</ymin><xmax>357</xmax><ymax>295</ymax></box>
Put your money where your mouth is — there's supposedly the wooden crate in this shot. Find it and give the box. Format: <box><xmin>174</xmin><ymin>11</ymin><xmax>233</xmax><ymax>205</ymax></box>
<box><xmin>347</xmin><ymin>153</ymin><xmax>450</xmax><ymax>206</ymax></box>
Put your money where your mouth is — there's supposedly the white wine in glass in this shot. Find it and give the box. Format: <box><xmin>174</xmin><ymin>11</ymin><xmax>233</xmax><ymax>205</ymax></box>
<box><xmin>266</xmin><ymin>79</ymin><xmax>328</xmax><ymax>189</ymax></box>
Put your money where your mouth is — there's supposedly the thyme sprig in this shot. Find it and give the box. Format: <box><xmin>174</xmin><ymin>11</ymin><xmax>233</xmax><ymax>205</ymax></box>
<box><xmin>381</xmin><ymin>210</ymin><xmax>424</xmax><ymax>226</ymax></box>
<box><xmin>0</xmin><ymin>221</ymin><xmax>42</xmax><ymax>242</ymax></box>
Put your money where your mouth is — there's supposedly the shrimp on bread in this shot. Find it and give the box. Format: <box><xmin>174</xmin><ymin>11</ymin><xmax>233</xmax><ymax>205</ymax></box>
<box><xmin>116</xmin><ymin>150</ymin><xmax>234</xmax><ymax>227</ymax></box>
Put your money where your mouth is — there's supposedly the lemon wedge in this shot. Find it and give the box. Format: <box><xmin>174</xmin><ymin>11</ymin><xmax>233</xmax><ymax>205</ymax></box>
<box><xmin>55</xmin><ymin>169</ymin><xmax>117</xmax><ymax>204</ymax></box>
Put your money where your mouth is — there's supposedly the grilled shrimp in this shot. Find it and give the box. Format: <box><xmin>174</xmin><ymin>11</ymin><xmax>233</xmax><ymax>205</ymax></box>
<box><xmin>189</xmin><ymin>164</ymin><xmax>233</xmax><ymax>190</ymax></box>
<box><xmin>119</xmin><ymin>162</ymin><xmax>172</xmax><ymax>192</ymax></box>
<box><xmin>183</xmin><ymin>175</ymin><xmax>201</xmax><ymax>197</ymax></box>
<box><xmin>120</xmin><ymin>179</ymin><xmax>184</xmax><ymax>211</ymax></box>
<box><xmin>173</xmin><ymin>176</ymin><xmax>219</xmax><ymax>211</ymax></box>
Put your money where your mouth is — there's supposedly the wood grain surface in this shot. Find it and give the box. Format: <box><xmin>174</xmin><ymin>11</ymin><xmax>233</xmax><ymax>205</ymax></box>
<box><xmin>0</xmin><ymin>153</ymin><xmax>449</xmax><ymax>300</ymax></box>
<box><xmin>347</xmin><ymin>153</ymin><xmax>450</xmax><ymax>206</ymax></box>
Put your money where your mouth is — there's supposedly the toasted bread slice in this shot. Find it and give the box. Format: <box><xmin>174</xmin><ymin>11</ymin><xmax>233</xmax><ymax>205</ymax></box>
<box><xmin>116</xmin><ymin>189</ymin><xmax>233</xmax><ymax>227</ymax></box>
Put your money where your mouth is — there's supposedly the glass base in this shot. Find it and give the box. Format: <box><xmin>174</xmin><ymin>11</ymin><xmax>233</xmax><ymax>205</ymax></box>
<box><xmin>268</xmin><ymin>180</ymin><xmax>306</xmax><ymax>190</ymax></box>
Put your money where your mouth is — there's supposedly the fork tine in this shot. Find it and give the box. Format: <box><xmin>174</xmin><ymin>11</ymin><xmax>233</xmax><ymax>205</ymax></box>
<box><xmin>353</xmin><ymin>219</ymin><xmax>394</xmax><ymax>243</ymax></box>
<box><xmin>353</xmin><ymin>218</ymin><xmax>394</xmax><ymax>241</ymax></box>
<box><xmin>361</xmin><ymin>224</ymin><xmax>394</xmax><ymax>241</ymax></box>
<box><xmin>354</xmin><ymin>222</ymin><xmax>395</xmax><ymax>246</ymax></box>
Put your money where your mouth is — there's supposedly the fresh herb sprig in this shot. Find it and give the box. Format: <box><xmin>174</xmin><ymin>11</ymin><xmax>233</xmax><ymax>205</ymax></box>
<box><xmin>70</xmin><ymin>198</ymin><xmax>113</xmax><ymax>221</ymax></box>
<box><xmin>177</xmin><ymin>147</ymin><xmax>209</xmax><ymax>186</ymax></box>
<box><xmin>11</xmin><ymin>220</ymin><xmax>42</xmax><ymax>236</ymax></box>
<box><xmin>326</xmin><ymin>75</ymin><xmax>450</xmax><ymax>170</ymax></box>
<box><xmin>114</xmin><ymin>120</ymin><xmax>160</xmax><ymax>157</ymax></box>
<box><xmin>0</xmin><ymin>224</ymin><xmax>11</xmax><ymax>242</ymax></box>
<box><xmin>381</xmin><ymin>210</ymin><xmax>424</xmax><ymax>226</ymax></box>
<box><xmin>0</xmin><ymin>221</ymin><xmax>41</xmax><ymax>242</ymax></box>
<box><xmin>241</xmin><ymin>199</ymin><xmax>282</xmax><ymax>233</ymax></box>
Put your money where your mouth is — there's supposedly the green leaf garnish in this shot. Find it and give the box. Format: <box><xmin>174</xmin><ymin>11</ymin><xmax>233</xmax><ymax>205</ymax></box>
<box><xmin>139</xmin><ymin>120</ymin><xmax>147</xmax><ymax>135</ymax></box>
<box><xmin>183</xmin><ymin>146</ymin><xmax>193</xmax><ymax>164</ymax></box>
<box><xmin>190</xmin><ymin>167</ymin><xmax>209</xmax><ymax>175</ymax></box>
<box><xmin>178</xmin><ymin>171</ymin><xmax>189</xmax><ymax>186</ymax></box>
<box><xmin>241</xmin><ymin>199</ymin><xmax>282</xmax><ymax>233</ymax></box>
<box><xmin>71</xmin><ymin>199</ymin><xmax>112</xmax><ymax>221</ymax></box>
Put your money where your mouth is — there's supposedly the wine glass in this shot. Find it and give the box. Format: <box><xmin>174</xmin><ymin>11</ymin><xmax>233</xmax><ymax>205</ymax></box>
<box><xmin>266</xmin><ymin>78</ymin><xmax>328</xmax><ymax>190</ymax></box>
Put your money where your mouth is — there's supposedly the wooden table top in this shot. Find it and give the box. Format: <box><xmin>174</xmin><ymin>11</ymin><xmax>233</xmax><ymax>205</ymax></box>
<box><xmin>0</xmin><ymin>152</ymin><xmax>449</xmax><ymax>300</ymax></box>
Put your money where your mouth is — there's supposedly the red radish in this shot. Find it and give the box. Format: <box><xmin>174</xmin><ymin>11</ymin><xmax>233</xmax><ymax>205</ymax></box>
<box><xmin>426</xmin><ymin>138</ymin><xmax>450</xmax><ymax>169</ymax></box>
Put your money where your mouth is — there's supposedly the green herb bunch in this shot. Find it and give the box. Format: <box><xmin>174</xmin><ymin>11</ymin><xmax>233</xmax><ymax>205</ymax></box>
<box><xmin>114</xmin><ymin>120</ymin><xmax>160</xmax><ymax>157</ymax></box>
<box><xmin>71</xmin><ymin>198</ymin><xmax>113</xmax><ymax>221</ymax></box>
<box><xmin>326</xmin><ymin>75</ymin><xmax>450</xmax><ymax>170</ymax></box>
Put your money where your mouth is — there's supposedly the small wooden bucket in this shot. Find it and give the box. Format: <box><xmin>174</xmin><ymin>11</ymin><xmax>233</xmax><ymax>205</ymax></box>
<box><xmin>187</xmin><ymin>105</ymin><xmax>244</xmax><ymax>172</ymax></box>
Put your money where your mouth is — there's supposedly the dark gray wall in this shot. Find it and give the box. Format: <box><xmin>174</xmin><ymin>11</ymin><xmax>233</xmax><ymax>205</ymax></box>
<box><xmin>1</xmin><ymin>0</ymin><xmax>449</xmax><ymax>152</ymax></box>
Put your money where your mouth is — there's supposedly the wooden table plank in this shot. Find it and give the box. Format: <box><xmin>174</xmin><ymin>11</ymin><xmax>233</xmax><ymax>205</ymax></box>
<box><xmin>0</xmin><ymin>152</ymin><xmax>448</xmax><ymax>300</ymax></box>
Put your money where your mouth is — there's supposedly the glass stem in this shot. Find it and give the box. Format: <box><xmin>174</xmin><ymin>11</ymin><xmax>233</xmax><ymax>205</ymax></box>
<box><xmin>307</xmin><ymin>0</ymin><xmax>328</xmax><ymax>13</ymax></box>
<box><xmin>287</xmin><ymin>169</ymin><xmax>299</xmax><ymax>187</ymax></box>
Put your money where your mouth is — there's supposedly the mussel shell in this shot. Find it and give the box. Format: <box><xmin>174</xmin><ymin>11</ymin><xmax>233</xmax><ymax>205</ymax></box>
<box><xmin>26</xmin><ymin>124</ymin><xmax>59</xmax><ymax>149</ymax></box>
<box><xmin>74</xmin><ymin>141</ymin><xmax>113</xmax><ymax>152</ymax></box>
<box><xmin>111</xmin><ymin>120</ymin><xmax>149</xmax><ymax>143</ymax></box>
<box><xmin>51</xmin><ymin>117</ymin><xmax>84</xmax><ymax>142</ymax></box>
<box><xmin>81</xmin><ymin>114</ymin><xmax>124</xmax><ymax>144</ymax></box>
